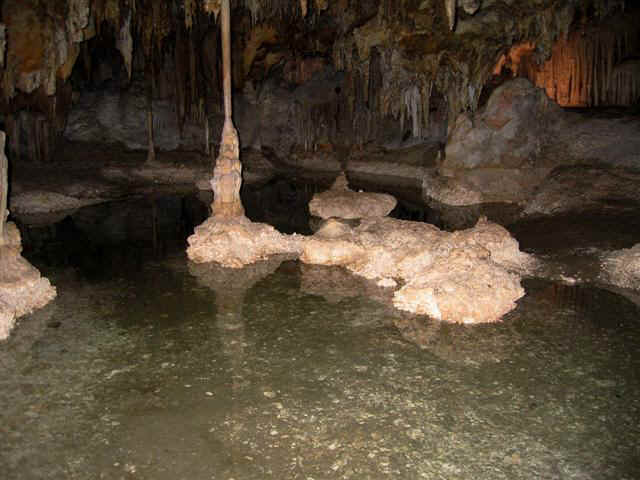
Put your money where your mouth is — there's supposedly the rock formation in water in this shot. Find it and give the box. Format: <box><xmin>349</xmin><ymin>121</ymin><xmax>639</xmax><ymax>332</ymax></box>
<box><xmin>301</xmin><ymin>214</ymin><xmax>533</xmax><ymax>324</ymax></box>
<box><xmin>187</xmin><ymin>0</ymin><xmax>302</xmax><ymax>268</ymax></box>
<box><xmin>0</xmin><ymin>132</ymin><xmax>57</xmax><ymax>340</ymax></box>
<box><xmin>0</xmin><ymin>223</ymin><xmax>57</xmax><ymax>340</ymax></box>
<box><xmin>187</xmin><ymin>214</ymin><xmax>302</xmax><ymax>267</ymax></box>
<box><xmin>308</xmin><ymin>172</ymin><xmax>397</xmax><ymax>220</ymax></box>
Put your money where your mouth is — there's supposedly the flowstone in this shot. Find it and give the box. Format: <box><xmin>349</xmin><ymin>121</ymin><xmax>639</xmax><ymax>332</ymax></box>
<box><xmin>0</xmin><ymin>222</ymin><xmax>56</xmax><ymax>340</ymax></box>
<box><xmin>187</xmin><ymin>215</ymin><xmax>302</xmax><ymax>268</ymax></box>
<box><xmin>301</xmin><ymin>216</ymin><xmax>533</xmax><ymax>324</ymax></box>
<box><xmin>309</xmin><ymin>173</ymin><xmax>397</xmax><ymax>219</ymax></box>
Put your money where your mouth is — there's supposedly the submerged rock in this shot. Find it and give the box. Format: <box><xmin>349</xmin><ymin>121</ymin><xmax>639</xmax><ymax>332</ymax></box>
<box><xmin>0</xmin><ymin>222</ymin><xmax>56</xmax><ymax>341</ymax></box>
<box><xmin>300</xmin><ymin>216</ymin><xmax>532</xmax><ymax>324</ymax></box>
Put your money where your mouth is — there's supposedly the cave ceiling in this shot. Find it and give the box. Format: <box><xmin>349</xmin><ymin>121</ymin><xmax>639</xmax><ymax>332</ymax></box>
<box><xmin>0</xmin><ymin>0</ymin><xmax>637</xmax><ymax>161</ymax></box>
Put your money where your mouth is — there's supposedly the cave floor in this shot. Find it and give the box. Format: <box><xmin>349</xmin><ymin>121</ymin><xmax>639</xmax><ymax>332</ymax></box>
<box><xmin>1</xmin><ymin>202</ymin><xmax>640</xmax><ymax>480</ymax></box>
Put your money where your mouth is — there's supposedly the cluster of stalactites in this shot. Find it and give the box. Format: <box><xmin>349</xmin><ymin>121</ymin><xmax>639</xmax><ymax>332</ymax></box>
<box><xmin>501</xmin><ymin>9</ymin><xmax>640</xmax><ymax>107</ymax></box>
<box><xmin>332</xmin><ymin>35</ymin><xmax>488</xmax><ymax>143</ymax></box>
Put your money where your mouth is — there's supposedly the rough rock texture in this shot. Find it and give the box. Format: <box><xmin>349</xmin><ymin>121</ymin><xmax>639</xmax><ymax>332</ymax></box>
<box><xmin>300</xmin><ymin>216</ymin><xmax>532</xmax><ymax>323</ymax></box>
<box><xmin>186</xmin><ymin>215</ymin><xmax>302</xmax><ymax>268</ymax></box>
<box><xmin>0</xmin><ymin>222</ymin><xmax>56</xmax><ymax>341</ymax></box>
<box><xmin>431</xmin><ymin>78</ymin><xmax>560</xmax><ymax>206</ymax></box>
<box><xmin>392</xmin><ymin>247</ymin><xmax>525</xmax><ymax>323</ymax></box>
<box><xmin>210</xmin><ymin>120</ymin><xmax>245</xmax><ymax>219</ymax></box>
<box><xmin>600</xmin><ymin>244</ymin><xmax>640</xmax><ymax>290</ymax></box>
<box><xmin>309</xmin><ymin>173</ymin><xmax>397</xmax><ymax>219</ymax></box>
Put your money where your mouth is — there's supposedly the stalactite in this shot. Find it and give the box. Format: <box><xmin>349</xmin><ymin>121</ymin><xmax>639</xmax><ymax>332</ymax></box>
<box><xmin>404</xmin><ymin>85</ymin><xmax>422</xmax><ymax>138</ymax></box>
<box><xmin>116</xmin><ymin>9</ymin><xmax>133</xmax><ymax>80</ymax></box>
<box><xmin>498</xmin><ymin>8</ymin><xmax>639</xmax><ymax>107</ymax></box>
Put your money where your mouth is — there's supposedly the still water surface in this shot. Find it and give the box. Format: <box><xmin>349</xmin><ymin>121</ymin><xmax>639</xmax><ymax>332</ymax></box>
<box><xmin>1</xmin><ymin>196</ymin><xmax>639</xmax><ymax>479</ymax></box>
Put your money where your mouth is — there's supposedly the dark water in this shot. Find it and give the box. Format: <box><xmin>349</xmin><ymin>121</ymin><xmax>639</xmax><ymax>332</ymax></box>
<box><xmin>1</xmin><ymin>197</ymin><xmax>639</xmax><ymax>479</ymax></box>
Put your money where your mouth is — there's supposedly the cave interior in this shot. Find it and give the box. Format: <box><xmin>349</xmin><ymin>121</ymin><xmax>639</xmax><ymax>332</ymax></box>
<box><xmin>1</xmin><ymin>0</ymin><xmax>640</xmax><ymax>478</ymax></box>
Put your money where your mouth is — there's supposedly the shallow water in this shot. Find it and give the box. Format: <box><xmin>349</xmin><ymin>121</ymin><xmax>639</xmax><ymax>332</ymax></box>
<box><xmin>1</xmin><ymin>199</ymin><xmax>640</xmax><ymax>479</ymax></box>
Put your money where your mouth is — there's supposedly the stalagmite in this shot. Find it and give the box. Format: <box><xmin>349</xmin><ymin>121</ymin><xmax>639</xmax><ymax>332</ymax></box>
<box><xmin>0</xmin><ymin>131</ymin><xmax>56</xmax><ymax>340</ymax></box>
<box><xmin>187</xmin><ymin>0</ymin><xmax>302</xmax><ymax>267</ymax></box>
<box><xmin>117</xmin><ymin>11</ymin><xmax>133</xmax><ymax>80</ymax></box>
<box><xmin>211</xmin><ymin>0</ymin><xmax>245</xmax><ymax>219</ymax></box>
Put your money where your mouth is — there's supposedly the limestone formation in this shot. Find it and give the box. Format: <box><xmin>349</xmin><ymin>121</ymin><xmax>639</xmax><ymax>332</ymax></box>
<box><xmin>601</xmin><ymin>244</ymin><xmax>640</xmax><ymax>290</ymax></box>
<box><xmin>188</xmin><ymin>0</ymin><xmax>303</xmax><ymax>268</ymax></box>
<box><xmin>308</xmin><ymin>173</ymin><xmax>397</xmax><ymax>219</ymax></box>
<box><xmin>187</xmin><ymin>215</ymin><xmax>302</xmax><ymax>268</ymax></box>
<box><xmin>211</xmin><ymin>120</ymin><xmax>245</xmax><ymax>219</ymax></box>
<box><xmin>300</xmin><ymin>216</ymin><xmax>532</xmax><ymax>324</ymax></box>
<box><xmin>0</xmin><ymin>223</ymin><xmax>57</xmax><ymax>341</ymax></box>
<box><xmin>0</xmin><ymin>132</ymin><xmax>56</xmax><ymax>340</ymax></box>
<box><xmin>429</xmin><ymin>78</ymin><xmax>560</xmax><ymax>206</ymax></box>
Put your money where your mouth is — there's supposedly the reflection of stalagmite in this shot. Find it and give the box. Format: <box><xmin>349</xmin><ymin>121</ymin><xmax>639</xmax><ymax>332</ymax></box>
<box><xmin>188</xmin><ymin>257</ymin><xmax>283</xmax><ymax>384</ymax></box>
<box><xmin>146</xmin><ymin>58</ymin><xmax>156</xmax><ymax>164</ymax></box>
<box><xmin>146</xmin><ymin>104</ymin><xmax>156</xmax><ymax>164</ymax></box>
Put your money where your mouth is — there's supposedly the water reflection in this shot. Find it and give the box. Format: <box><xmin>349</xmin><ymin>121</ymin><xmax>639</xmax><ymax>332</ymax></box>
<box><xmin>2</xmin><ymin>195</ymin><xmax>639</xmax><ymax>479</ymax></box>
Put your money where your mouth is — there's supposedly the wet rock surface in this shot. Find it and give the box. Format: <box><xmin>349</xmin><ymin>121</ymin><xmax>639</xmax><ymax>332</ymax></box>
<box><xmin>308</xmin><ymin>173</ymin><xmax>397</xmax><ymax>220</ymax></box>
<box><xmin>186</xmin><ymin>215</ymin><xmax>302</xmax><ymax>268</ymax></box>
<box><xmin>0</xmin><ymin>222</ymin><xmax>56</xmax><ymax>340</ymax></box>
<box><xmin>302</xmin><ymin>215</ymin><xmax>533</xmax><ymax>323</ymax></box>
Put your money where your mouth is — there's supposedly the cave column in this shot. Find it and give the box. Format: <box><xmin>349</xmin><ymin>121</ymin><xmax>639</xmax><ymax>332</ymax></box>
<box><xmin>210</xmin><ymin>0</ymin><xmax>245</xmax><ymax>219</ymax></box>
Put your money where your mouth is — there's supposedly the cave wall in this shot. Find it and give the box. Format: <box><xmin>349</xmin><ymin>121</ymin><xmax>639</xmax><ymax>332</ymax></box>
<box><xmin>0</xmin><ymin>0</ymin><xmax>637</xmax><ymax>163</ymax></box>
